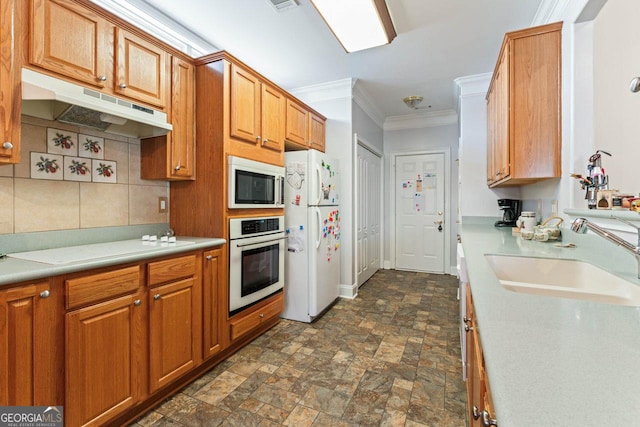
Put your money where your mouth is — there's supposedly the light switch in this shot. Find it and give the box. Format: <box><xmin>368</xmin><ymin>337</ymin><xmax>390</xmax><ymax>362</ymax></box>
<box><xmin>159</xmin><ymin>197</ymin><xmax>168</xmax><ymax>213</ymax></box>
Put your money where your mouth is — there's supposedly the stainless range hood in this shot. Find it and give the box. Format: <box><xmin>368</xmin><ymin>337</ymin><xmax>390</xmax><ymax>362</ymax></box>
<box><xmin>21</xmin><ymin>68</ymin><xmax>172</xmax><ymax>138</ymax></box>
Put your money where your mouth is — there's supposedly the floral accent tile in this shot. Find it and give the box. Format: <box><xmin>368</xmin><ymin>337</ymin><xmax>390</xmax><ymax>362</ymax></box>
<box><xmin>64</xmin><ymin>156</ymin><xmax>92</xmax><ymax>182</ymax></box>
<box><xmin>31</xmin><ymin>152</ymin><xmax>63</xmax><ymax>180</ymax></box>
<box><xmin>92</xmin><ymin>160</ymin><xmax>117</xmax><ymax>183</ymax></box>
<box><xmin>47</xmin><ymin>128</ymin><xmax>78</xmax><ymax>156</ymax></box>
<box><xmin>79</xmin><ymin>134</ymin><xmax>104</xmax><ymax>159</ymax></box>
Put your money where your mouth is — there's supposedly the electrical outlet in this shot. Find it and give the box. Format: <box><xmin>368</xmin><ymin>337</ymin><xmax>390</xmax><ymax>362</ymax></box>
<box><xmin>159</xmin><ymin>197</ymin><xmax>168</xmax><ymax>213</ymax></box>
<box><xmin>551</xmin><ymin>200</ymin><xmax>558</xmax><ymax>216</ymax></box>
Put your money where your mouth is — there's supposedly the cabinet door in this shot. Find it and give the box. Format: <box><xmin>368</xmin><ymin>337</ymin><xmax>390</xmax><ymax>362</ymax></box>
<box><xmin>230</xmin><ymin>63</ymin><xmax>261</xmax><ymax>144</ymax></box>
<box><xmin>0</xmin><ymin>0</ymin><xmax>20</xmax><ymax>164</ymax></box>
<box><xmin>0</xmin><ymin>282</ymin><xmax>63</xmax><ymax>405</ymax></box>
<box><xmin>494</xmin><ymin>49</ymin><xmax>510</xmax><ymax>181</ymax></box>
<box><xmin>169</xmin><ymin>56</ymin><xmax>196</xmax><ymax>179</ymax></box>
<box><xmin>115</xmin><ymin>28</ymin><xmax>169</xmax><ymax>108</ymax></box>
<box><xmin>203</xmin><ymin>248</ymin><xmax>223</xmax><ymax>359</ymax></box>
<box><xmin>285</xmin><ymin>99</ymin><xmax>308</xmax><ymax>147</ymax></box>
<box><xmin>66</xmin><ymin>293</ymin><xmax>144</xmax><ymax>427</ymax></box>
<box><xmin>149</xmin><ymin>278</ymin><xmax>197</xmax><ymax>392</ymax></box>
<box><xmin>229</xmin><ymin>293</ymin><xmax>283</xmax><ymax>342</ymax></box>
<box><xmin>260</xmin><ymin>83</ymin><xmax>286</xmax><ymax>152</ymax></box>
<box><xmin>30</xmin><ymin>0</ymin><xmax>114</xmax><ymax>89</ymax></box>
<box><xmin>308</xmin><ymin>112</ymin><xmax>325</xmax><ymax>152</ymax></box>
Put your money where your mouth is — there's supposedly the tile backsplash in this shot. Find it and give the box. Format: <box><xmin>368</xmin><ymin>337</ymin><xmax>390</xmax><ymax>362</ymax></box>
<box><xmin>0</xmin><ymin>116</ymin><xmax>169</xmax><ymax>235</ymax></box>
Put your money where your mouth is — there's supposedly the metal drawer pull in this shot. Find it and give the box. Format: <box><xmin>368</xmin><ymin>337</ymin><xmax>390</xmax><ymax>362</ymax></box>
<box><xmin>472</xmin><ymin>405</ymin><xmax>481</xmax><ymax>420</ymax></box>
<box><xmin>206</xmin><ymin>255</ymin><xmax>213</xmax><ymax>261</ymax></box>
<box><xmin>39</xmin><ymin>290</ymin><xmax>51</xmax><ymax>298</ymax></box>
<box><xmin>2</xmin><ymin>142</ymin><xmax>13</xmax><ymax>149</ymax></box>
<box><xmin>98</xmin><ymin>75</ymin><xmax>107</xmax><ymax>81</ymax></box>
<box><xmin>154</xmin><ymin>294</ymin><xmax>161</xmax><ymax>300</ymax></box>
<box><xmin>259</xmin><ymin>313</ymin><xmax>264</xmax><ymax>318</ymax></box>
<box><xmin>482</xmin><ymin>410</ymin><xmax>498</xmax><ymax>426</ymax></box>
<box><xmin>133</xmin><ymin>299</ymin><xmax>142</xmax><ymax>306</ymax></box>
<box><xmin>119</xmin><ymin>83</ymin><xmax>127</xmax><ymax>89</ymax></box>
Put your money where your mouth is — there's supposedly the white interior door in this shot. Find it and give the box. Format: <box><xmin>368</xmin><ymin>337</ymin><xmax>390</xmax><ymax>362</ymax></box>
<box><xmin>395</xmin><ymin>153</ymin><xmax>445</xmax><ymax>272</ymax></box>
<box><xmin>356</xmin><ymin>143</ymin><xmax>382</xmax><ymax>287</ymax></box>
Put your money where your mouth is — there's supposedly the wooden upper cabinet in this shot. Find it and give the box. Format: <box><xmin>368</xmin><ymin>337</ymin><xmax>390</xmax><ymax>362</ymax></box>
<box><xmin>29</xmin><ymin>0</ymin><xmax>171</xmax><ymax>110</ymax></box>
<box><xmin>230</xmin><ymin>63</ymin><xmax>261</xmax><ymax>145</ymax></box>
<box><xmin>169</xmin><ymin>56</ymin><xmax>195</xmax><ymax>178</ymax></box>
<box><xmin>140</xmin><ymin>56</ymin><xmax>196</xmax><ymax>181</ymax></box>
<box><xmin>309</xmin><ymin>112</ymin><xmax>326</xmax><ymax>152</ymax></box>
<box><xmin>285</xmin><ymin>99</ymin><xmax>327</xmax><ymax>152</ymax></box>
<box><xmin>486</xmin><ymin>22</ymin><xmax>562</xmax><ymax>187</ymax></box>
<box><xmin>0</xmin><ymin>0</ymin><xmax>21</xmax><ymax>164</ymax></box>
<box><xmin>29</xmin><ymin>0</ymin><xmax>114</xmax><ymax>89</ymax></box>
<box><xmin>260</xmin><ymin>83</ymin><xmax>286</xmax><ymax>152</ymax></box>
<box><xmin>285</xmin><ymin>99</ymin><xmax>308</xmax><ymax>147</ymax></box>
<box><xmin>115</xmin><ymin>28</ymin><xmax>170</xmax><ymax>108</ymax></box>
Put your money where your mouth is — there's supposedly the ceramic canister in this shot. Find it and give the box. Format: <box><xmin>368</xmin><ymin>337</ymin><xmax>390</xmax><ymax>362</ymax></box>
<box><xmin>517</xmin><ymin>211</ymin><xmax>537</xmax><ymax>233</ymax></box>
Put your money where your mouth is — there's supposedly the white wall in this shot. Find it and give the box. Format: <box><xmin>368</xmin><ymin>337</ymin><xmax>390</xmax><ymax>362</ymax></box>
<box><xmin>456</xmin><ymin>76</ymin><xmax>521</xmax><ymax>221</ymax></box>
<box><xmin>352</xmin><ymin>102</ymin><xmax>383</xmax><ymax>152</ymax></box>
<box><xmin>383</xmin><ymin>124</ymin><xmax>459</xmax><ymax>269</ymax></box>
<box><xmin>592</xmin><ymin>0</ymin><xmax>639</xmax><ymax>196</ymax></box>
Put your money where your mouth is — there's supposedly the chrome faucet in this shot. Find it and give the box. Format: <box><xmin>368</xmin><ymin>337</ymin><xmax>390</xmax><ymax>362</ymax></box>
<box><xmin>571</xmin><ymin>217</ymin><xmax>640</xmax><ymax>279</ymax></box>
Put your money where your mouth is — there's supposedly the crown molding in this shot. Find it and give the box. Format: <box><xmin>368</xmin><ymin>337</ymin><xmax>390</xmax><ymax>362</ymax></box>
<box><xmin>454</xmin><ymin>73</ymin><xmax>492</xmax><ymax>97</ymax></box>
<box><xmin>89</xmin><ymin>0</ymin><xmax>217</xmax><ymax>57</ymax></box>
<box><xmin>352</xmin><ymin>80</ymin><xmax>385</xmax><ymax>129</ymax></box>
<box><xmin>383</xmin><ymin>110</ymin><xmax>458</xmax><ymax>131</ymax></box>
<box><xmin>288</xmin><ymin>78</ymin><xmax>353</xmax><ymax>104</ymax></box>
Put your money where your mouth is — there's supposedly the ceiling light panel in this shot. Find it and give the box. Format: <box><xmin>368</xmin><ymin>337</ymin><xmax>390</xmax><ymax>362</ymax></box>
<box><xmin>311</xmin><ymin>0</ymin><xmax>396</xmax><ymax>53</ymax></box>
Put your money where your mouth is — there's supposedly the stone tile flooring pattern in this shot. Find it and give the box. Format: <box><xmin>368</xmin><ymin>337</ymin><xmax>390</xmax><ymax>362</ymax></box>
<box><xmin>131</xmin><ymin>270</ymin><xmax>466</xmax><ymax>427</ymax></box>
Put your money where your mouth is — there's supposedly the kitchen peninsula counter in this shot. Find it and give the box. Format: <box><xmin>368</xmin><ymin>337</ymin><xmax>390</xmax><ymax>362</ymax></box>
<box><xmin>0</xmin><ymin>232</ymin><xmax>225</xmax><ymax>287</ymax></box>
<box><xmin>461</xmin><ymin>217</ymin><xmax>640</xmax><ymax>426</ymax></box>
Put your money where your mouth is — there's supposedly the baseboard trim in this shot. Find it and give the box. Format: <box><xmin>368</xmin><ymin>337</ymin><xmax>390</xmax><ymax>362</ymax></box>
<box><xmin>339</xmin><ymin>282</ymin><xmax>358</xmax><ymax>299</ymax></box>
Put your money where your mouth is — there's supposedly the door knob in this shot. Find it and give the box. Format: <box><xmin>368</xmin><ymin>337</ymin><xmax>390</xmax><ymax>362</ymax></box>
<box><xmin>434</xmin><ymin>220</ymin><xmax>443</xmax><ymax>225</ymax></box>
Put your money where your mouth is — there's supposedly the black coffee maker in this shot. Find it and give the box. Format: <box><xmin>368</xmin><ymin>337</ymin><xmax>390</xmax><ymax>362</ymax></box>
<box><xmin>494</xmin><ymin>199</ymin><xmax>521</xmax><ymax>227</ymax></box>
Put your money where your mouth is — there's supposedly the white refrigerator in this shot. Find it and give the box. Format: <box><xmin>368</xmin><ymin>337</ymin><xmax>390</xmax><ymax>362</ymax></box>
<box><xmin>282</xmin><ymin>149</ymin><xmax>341</xmax><ymax>322</ymax></box>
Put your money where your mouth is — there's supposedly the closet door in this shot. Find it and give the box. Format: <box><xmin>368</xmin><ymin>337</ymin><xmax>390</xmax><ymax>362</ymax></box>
<box><xmin>356</xmin><ymin>142</ymin><xmax>382</xmax><ymax>287</ymax></box>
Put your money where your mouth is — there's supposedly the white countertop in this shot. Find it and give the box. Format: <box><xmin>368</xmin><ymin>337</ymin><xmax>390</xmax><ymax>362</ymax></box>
<box><xmin>0</xmin><ymin>237</ymin><xmax>226</xmax><ymax>287</ymax></box>
<box><xmin>461</xmin><ymin>217</ymin><xmax>640</xmax><ymax>426</ymax></box>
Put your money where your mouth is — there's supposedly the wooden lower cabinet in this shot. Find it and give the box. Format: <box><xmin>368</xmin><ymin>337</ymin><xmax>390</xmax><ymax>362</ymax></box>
<box><xmin>149</xmin><ymin>277</ymin><xmax>200</xmax><ymax>392</ymax></box>
<box><xmin>229</xmin><ymin>292</ymin><xmax>284</xmax><ymax>342</ymax></box>
<box><xmin>0</xmin><ymin>280</ymin><xmax>63</xmax><ymax>406</ymax></box>
<box><xmin>65</xmin><ymin>291</ymin><xmax>145</xmax><ymax>427</ymax></box>
<box><xmin>203</xmin><ymin>248</ymin><xmax>223</xmax><ymax>359</ymax></box>
<box><xmin>465</xmin><ymin>284</ymin><xmax>497</xmax><ymax>426</ymax></box>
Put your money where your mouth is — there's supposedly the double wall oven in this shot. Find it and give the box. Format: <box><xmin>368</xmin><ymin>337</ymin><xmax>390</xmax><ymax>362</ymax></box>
<box><xmin>228</xmin><ymin>216</ymin><xmax>285</xmax><ymax>316</ymax></box>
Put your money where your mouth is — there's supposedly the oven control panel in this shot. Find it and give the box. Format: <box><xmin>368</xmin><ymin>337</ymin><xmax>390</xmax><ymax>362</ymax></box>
<box><xmin>229</xmin><ymin>216</ymin><xmax>284</xmax><ymax>240</ymax></box>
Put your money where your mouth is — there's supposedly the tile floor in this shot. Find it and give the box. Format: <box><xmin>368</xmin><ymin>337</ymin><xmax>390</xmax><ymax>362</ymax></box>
<box><xmin>131</xmin><ymin>270</ymin><xmax>467</xmax><ymax>427</ymax></box>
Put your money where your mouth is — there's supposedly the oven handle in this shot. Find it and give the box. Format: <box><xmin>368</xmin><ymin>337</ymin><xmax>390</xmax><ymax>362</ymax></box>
<box><xmin>235</xmin><ymin>236</ymin><xmax>288</xmax><ymax>248</ymax></box>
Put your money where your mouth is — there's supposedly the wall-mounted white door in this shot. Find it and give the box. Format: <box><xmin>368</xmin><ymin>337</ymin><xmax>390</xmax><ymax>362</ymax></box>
<box><xmin>356</xmin><ymin>142</ymin><xmax>382</xmax><ymax>287</ymax></box>
<box><xmin>394</xmin><ymin>153</ymin><xmax>445</xmax><ymax>272</ymax></box>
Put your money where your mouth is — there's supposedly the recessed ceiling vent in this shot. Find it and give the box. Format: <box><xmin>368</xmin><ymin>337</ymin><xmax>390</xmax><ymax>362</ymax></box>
<box><xmin>267</xmin><ymin>0</ymin><xmax>298</xmax><ymax>13</ymax></box>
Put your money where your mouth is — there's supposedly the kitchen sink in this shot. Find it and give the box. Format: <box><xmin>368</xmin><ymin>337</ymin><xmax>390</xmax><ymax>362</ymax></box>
<box><xmin>484</xmin><ymin>254</ymin><xmax>640</xmax><ymax>306</ymax></box>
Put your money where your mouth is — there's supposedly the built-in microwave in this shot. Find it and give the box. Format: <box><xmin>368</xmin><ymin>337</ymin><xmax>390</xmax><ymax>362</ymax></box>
<box><xmin>228</xmin><ymin>156</ymin><xmax>285</xmax><ymax>209</ymax></box>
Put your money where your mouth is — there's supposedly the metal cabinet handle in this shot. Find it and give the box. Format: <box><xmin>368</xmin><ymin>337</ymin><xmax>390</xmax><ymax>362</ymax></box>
<box><xmin>39</xmin><ymin>290</ymin><xmax>51</xmax><ymax>298</ymax></box>
<box><xmin>119</xmin><ymin>83</ymin><xmax>127</xmax><ymax>89</ymax></box>
<box><xmin>2</xmin><ymin>141</ymin><xmax>13</xmax><ymax>149</ymax></box>
<box><xmin>133</xmin><ymin>299</ymin><xmax>142</xmax><ymax>306</ymax></box>
<box><xmin>465</xmin><ymin>325</ymin><xmax>473</xmax><ymax>332</ymax></box>
<box><xmin>463</xmin><ymin>316</ymin><xmax>471</xmax><ymax>324</ymax></box>
<box><xmin>472</xmin><ymin>405</ymin><xmax>481</xmax><ymax>421</ymax></box>
<box><xmin>482</xmin><ymin>410</ymin><xmax>498</xmax><ymax>426</ymax></box>
<box><xmin>174</xmin><ymin>163</ymin><xmax>182</xmax><ymax>171</ymax></box>
<box><xmin>98</xmin><ymin>75</ymin><xmax>107</xmax><ymax>81</ymax></box>
<box><xmin>206</xmin><ymin>255</ymin><xmax>213</xmax><ymax>261</ymax></box>
<box><xmin>259</xmin><ymin>313</ymin><xmax>264</xmax><ymax>318</ymax></box>
<box><xmin>256</xmin><ymin>136</ymin><xmax>261</xmax><ymax>141</ymax></box>
<box><xmin>263</xmin><ymin>138</ymin><xmax>269</xmax><ymax>145</ymax></box>
<box><xmin>154</xmin><ymin>294</ymin><xmax>161</xmax><ymax>300</ymax></box>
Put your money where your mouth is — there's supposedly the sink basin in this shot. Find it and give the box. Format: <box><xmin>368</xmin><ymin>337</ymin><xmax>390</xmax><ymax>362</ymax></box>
<box><xmin>485</xmin><ymin>254</ymin><xmax>640</xmax><ymax>306</ymax></box>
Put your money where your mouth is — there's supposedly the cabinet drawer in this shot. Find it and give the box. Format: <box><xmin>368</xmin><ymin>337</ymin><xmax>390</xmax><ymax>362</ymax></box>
<box><xmin>66</xmin><ymin>266</ymin><xmax>140</xmax><ymax>310</ymax></box>
<box><xmin>147</xmin><ymin>255</ymin><xmax>196</xmax><ymax>287</ymax></box>
<box><xmin>230</xmin><ymin>293</ymin><xmax>283</xmax><ymax>341</ymax></box>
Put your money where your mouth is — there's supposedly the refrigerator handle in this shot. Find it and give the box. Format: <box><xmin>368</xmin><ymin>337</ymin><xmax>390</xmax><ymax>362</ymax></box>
<box><xmin>315</xmin><ymin>208</ymin><xmax>322</xmax><ymax>249</ymax></box>
<box><xmin>315</xmin><ymin>163</ymin><xmax>322</xmax><ymax>206</ymax></box>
